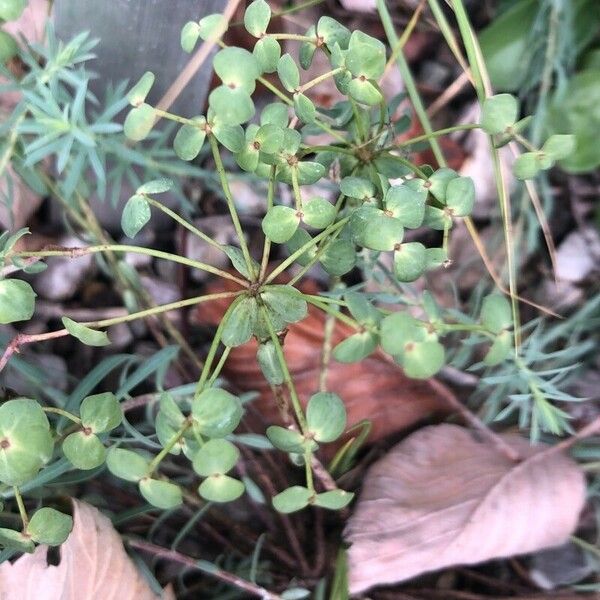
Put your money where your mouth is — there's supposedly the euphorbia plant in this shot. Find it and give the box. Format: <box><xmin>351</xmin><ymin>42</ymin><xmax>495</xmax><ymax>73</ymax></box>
<box><xmin>0</xmin><ymin>0</ymin><xmax>574</xmax><ymax>555</ymax></box>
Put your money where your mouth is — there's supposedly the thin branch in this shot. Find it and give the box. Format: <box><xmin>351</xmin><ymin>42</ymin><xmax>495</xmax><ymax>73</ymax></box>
<box><xmin>127</xmin><ymin>538</ymin><xmax>283</xmax><ymax>600</ymax></box>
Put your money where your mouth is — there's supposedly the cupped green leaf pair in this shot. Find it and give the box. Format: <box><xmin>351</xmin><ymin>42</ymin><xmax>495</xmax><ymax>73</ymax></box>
<box><xmin>181</xmin><ymin>13</ymin><xmax>226</xmax><ymax>53</ymax></box>
<box><xmin>381</xmin><ymin>312</ymin><xmax>445</xmax><ymax>379</ymax></box>
<box><xmin>513</xmin><ymin>135</ymin><xmax>576</xmax><ymax>180</ymax></box>
<box><xmin>63</xmin><ymin>392</ymin><xmax>122</xmax><ymax>470</ymax></box>
<box><xmin>235</xmin><ymin>123</ymin><xmax>284</xmax><ymax>172</ymax></box>
<box><xmin>273</xmin><ymin>486</ymin><xmax>353</xmax><ymax>513</ymax></box>
<box><xmin>209</xmin><ymin>47</ymin><xmax>260</xmax><ymax>125</ymax></box>
<box><xmin>106</xmin><ymin>447</ymin><xmax>182</xmax><ymax>510</ymax></box>
<box><xmin>262</xmin><ymin>197</ymin><xmax>336</xmax><ymax>244</ymax></box>
<box><xmin>193</xmin><ymin>438</ymin><xmax>245</xmax><ymax>503</ymax></box>
<box><xmin>333</xmin><ymin>292</ymin><xmax>382</xmax><ymax>362</ymax></box>
<box><xmin>26</xmin><ymin>507</ymin><xmax>73</xmax><ymax>547</ymax></box>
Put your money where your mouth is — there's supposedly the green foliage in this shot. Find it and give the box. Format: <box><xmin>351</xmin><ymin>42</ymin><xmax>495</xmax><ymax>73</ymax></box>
<box><xmin>62</xmin><ymin>317</ymin><xmax>110</xmax><ymax>347</ymax></box>
<box><xmin>0</xmin><ymin>279</ymin><xmax>36</xmax><ymax>324</ymax></box>
<box><xmin>27</xmin><ymin>507</ymin><xmax>73</xmax><ymax>546</ymax></box>
<box><xmin>1</xmin><ymin>1</ymin><xmax>594</xmax><ymax>575</ymax></box>
<box><xmin>0</xmin><ymin>399</ymin><xmax>53</xmax><ymax>486</ymax></box>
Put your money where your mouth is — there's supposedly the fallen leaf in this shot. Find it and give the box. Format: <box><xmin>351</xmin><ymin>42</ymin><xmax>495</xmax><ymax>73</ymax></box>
<box><xmin>0</xmin><ymin>500</ymin><xmax>172</xmax><ymax>600</ymax></box>
<box><xmin>344</xmin><ymin>424</ymin><xmax>586</xmax><ymax>594</ymax></box>
<box><xmin>339</xmin><ymin>0</ymin><xmax>376</xmax><ymax>12</ymax></box>
<box><xmin>194</xmin><ymin>277</ymin><xmax>454</xmax><ymax>447</ymax></box>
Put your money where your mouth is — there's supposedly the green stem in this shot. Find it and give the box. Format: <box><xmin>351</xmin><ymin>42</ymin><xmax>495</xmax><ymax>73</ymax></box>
<box><xmin>303</xmin><ymin>296</ymin><xmax>361</xmax><ymax>330</ymax></box>
<box><xmin>207</xmin><ymin>346</ymin><xmax>232</xmax><ymax>388</ymax></box>
<box><xmin>261</xmin><ymin>305</ymin><xmax>308</xmax><ymax>433</ymax></box>
<box><xmin>300</xmin><ymin>145</ymin><xmax>355</xmax><ymax>157</ymax></box>
<box><xmin>377</xmin><ymin>0</ymin><xmax>446</xmax><ymax>166</ymax></box>
<box><xmin>269</xmin><ymin>33</ymin><xmax>315</xmax><ymax>42</ymax></box>
<box><xmin>12</xmin><ymin>245</ymin><xmax>248</xmax><ymax>287</ymax></box>
<box><xmin>152</xmin><ymin>108</ymin><xmax>195</xmax><ymax>126</ymax></box>
<box><xmin>298</xmin><ymin>67</ymin><xmax>344</xmax><ymax>93</ymax></box>
<box><xmin>305</xmin><ymin>449</ymin><xmax>315</xmax><ymax>494</ymax></box>
<box><xmin>144</xmin><ymin>197</ymin><xmax>225</xmax><ymax>252</ymax></box>
<box><xmin>195</xmin><ymin>295</ymin><xmax>244</xmax><ymax>396</ymax></box>
<box><xmin>259</xmin><ymin>166</ymin><xmax>276</xmax><ymax>282</ymax></box>
<box><xmin>291</xmin><ymin>167</ymin><xmax>303</xmax><ymax>212</ymax></box>
<box><xmin>393</xmin><ymin>123</ymin><xmax>480</xmax><ymax>147</ymax></box>
<box><xmin>265</xmin><ymin>217</ymin><xmax>349</xmax><ymax>284</ymax></box>
<box><xmin>209</xmin><ymin>135</ymin><xmax>255</xmax><ymax>281</ymax></box>
<box><xmin>13</xmin><ymin>487</ymin><xmax>28</xmax><ymax>530</ymax></box>
<box><xmin>450</xmin><ymin>0</ymin><xmax>521</xmax><ymax>352</ymax></box>
<box><xmin>146</xmin><ymin>420</ymin><xmax>192</xmax><ymax>475</ymax></box>
<box><xmin>514</xmin><ymin>132</ymin><xmax>539</xmax><ymax>153</ymax></box>
<box><xmin>43</xmin><ymin>407</ymin><xmax>82</xmax><ymax>424</ymax></box>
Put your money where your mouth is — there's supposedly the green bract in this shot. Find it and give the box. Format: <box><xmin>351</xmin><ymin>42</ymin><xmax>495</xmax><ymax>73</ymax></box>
<box><xmin>192</xmin><ymin>388</ymin><xmax>243</xmax><ymax>438</ymax></box>
<box><xmin>137</xmin><ymin>178</ymin><xmax>173</xmax><ymax>194</ymax></box>
<box><xmin>380</xmin><ymin>312</ymin><xmax>426</xmax><ymax>356</ymax></box>
<box><xmin>333</xmin><ymin>331</ymin><xmax>378</xmax><ymax>363</ymax></box>
<box><xmin>273</xmin><ymin>486</ymin><xmax>312</xmax><ymax>513</ymax></box>
<box><xmin>199</xmin><ymin>474</ymin><xmax>245</xmax><ymax>502</ymax></box>
<box><xmin>198</xmin><ymin>13</ymin><xmax>226</xmax><ymax>41</ymax></box>
<box><xmin>63</xmin><ymin>431</ymin><xmax>106</xmax><ymax>470</ymax></box>
<box><xmin>123</xmin><ymin>103</ymin><xmax>155</xmax><ymax>141</ymax></box>
<box><xmin>317</xmin><ymin>16</ymin><xmax>350</xmax><ymax>50</ymax></box>
<box><xmin>306</xmin><ymin>392</ymin><xmax>346</xmax><ymax>443</ymax></box>
<box><xmin>174</xmin><ymin>117</ymin><xmax>206</xmax><ymax>161</ymax></box>
<box><xmin>401</xmin><ymin>340</ymin><xmax>445</xmax><ymax>379</ymax></box>
<box><xmin>181</xmin><ymin>21</ymin><xmax>200</xmax><ymax>53</ymax></box>
<box><xmin>209</xmin><ymin>86</ymin><xmax>255</xmax><ymax>125</ymax></box>
<box><xmin>0</xmin><ymin>528</ymin><xmax>34</xmax><ymax>553</ymax></box>
<box><xmin>445</xmin><ymin>176</ymin><xmax>475</xmax><ymax>217</ymax></box>
<box><xmin>192</xmin><ymin>439</ymin><xmax>239</xmax><ymax>477</ymax></box>
<box><xmin>0</xmin><ymin>399</ymin><xmax>53</xmax><ymax>486</ymax></box>
<box><xmin>262</xmin><ymin>205</ymin><xmax>300</xmax><ymax>243</ymax></box>
<box><xmin>62</xmin><ymin>316</ymin><xmax>110</xmax><ymax>347</ymax></box>
<box><xmin>301</xmin><ymin>197</ymin><xmax>336</xmax><ymax>229</ymax></box>
<box><xmin>277</xmin><ymin>53</ymin><xmax>300</xmax><ymax>92</ymax></box>
<box><xmin>127</xmin><ymin>71</ymin><xmax>155</xmax><ymax>106</ymax></box>
<box><xmin>257</xmin><ymin>341</ymin><xmax>285</xmax><ymax>385</ymax></box>
<box><xmin>214</xmin><ymin>47</ymin><xmax>259</xmax><ymax>92</ymax></box>
<box><xmin>222</xmin><ymin>297</ymin><xmax>258</xmax><ymax>347</ymax></box>
<box><xmin>0</xmin><ymin>279</ymin><xmax>36</xmax><ymax>324</ymax></box>
<box><xmin>261</xmin><ymin>285</ymin><xmax>308</xmax><ymax>325</ymax></box>
<box><xmin>294</xmin><ymin>92</ymin><xmax>317</xmax><ymax>123</ymax></box>
<box><xmin>266</xmin><ymin>426</ymin><xmax>306</xmax><ymax>454</ymax></box>
<box><xmin>121</xmin><ymin>193</ymin><xmax>151</xmax><ymax>238</ymax></box>
<box><xmin>244</xmin><ymin>0</ymin><xmax>271</xmax><ymax>37</ymax></box>
<box><xmin>384</xmin><ymin>182</ymin><xmax>427</xmax><ymax>228</ymax></box>
<box><xmin>313</xmin><ymin>490</ymin><xmax>354</xmax><ymax>510</ymax></box>
<box><xmin>27</xmin><ymin>507</ymin><xmax>73</xmax><ymax>546</ymax></box>
<box><xmin>253</xmin><ymin>36</ymin><xmax>281</xmax><ymax>73</ymax></box>
<box><xmin>80</xmin><ymin>392</ymin><xmax>122</xmax><ymax>433</ymax></box>
<box><xmin>481</xmin><ymin>94</ymin><xmax>519</xmax><ymax>135</ymax></box>
<box><xmin>481</xmin><ymin>294</ymin><xmax>512</xmax><ymax>333</ymax></box>
<box><xmin>346</xmin><ymin>31</ymin><xmax>386</xmax><ymax>79</ymax></box>
<box><xmin>394</xmin><ymin>242</ymin><xmax>427</xmax><ymax>282</ymax></box>
<box><xmin>139</xmin><ymin>478</ymin><xmax>183</xmax><ymax>509</ymax></box>
<box><xmin>319</xmin><ymin>239</ymin><xmax>356</xmax><ymax>276</ymax></box>
<box><xmin>106</xmin><ymin>448</ymin><xmax>149</xmax><ymax>482</ymax></box>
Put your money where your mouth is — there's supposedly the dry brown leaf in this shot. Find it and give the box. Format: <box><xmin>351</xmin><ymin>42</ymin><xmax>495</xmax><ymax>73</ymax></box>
<box><xmin>345</xmin><ymin>424</ymin><xmax>586</xmax><ymax>594</ymax></box>
<box><xmin>0</xmin><ymin>500</ymin><xmax>171</xmax><ymax>600</ymax></box>
<box><xmin>195</xmin><ymin>277</ymin><xmax>454</xmax><ymax>449</ymax></box>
